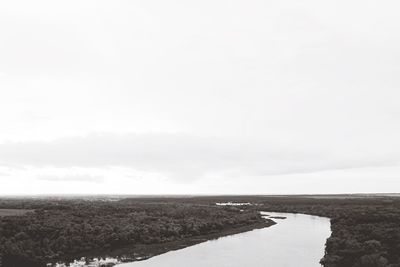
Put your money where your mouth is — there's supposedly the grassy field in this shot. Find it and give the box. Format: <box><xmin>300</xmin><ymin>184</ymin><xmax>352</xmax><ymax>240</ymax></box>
<box><xmin>0</xmin><ymin>208</ymin><xmax>31</xmax><ymax>217</ymax></box>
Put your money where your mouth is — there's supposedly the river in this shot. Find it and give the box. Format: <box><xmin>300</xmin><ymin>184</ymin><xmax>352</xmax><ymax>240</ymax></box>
<box><xmin>116</xmin><ymin>212</ymin><xmax>331</xmax><ymax>267</ymax></box>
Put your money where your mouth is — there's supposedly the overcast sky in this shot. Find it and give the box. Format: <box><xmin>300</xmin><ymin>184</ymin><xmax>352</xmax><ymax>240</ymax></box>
<box><xmin>1</xmin><ymin>0</ymin><xmax>400</xmax><ymax>195</ymax></box>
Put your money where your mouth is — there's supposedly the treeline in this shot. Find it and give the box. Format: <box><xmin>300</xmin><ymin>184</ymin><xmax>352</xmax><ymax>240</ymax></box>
<box><xmin>0</xmin><ymin>198</ymin><xmax>263</xmax><ymax>267</ymax></box>
<box><xmin>250</xmin><ymin>196</ymin><xmax>400</xmax><ymax>267</ymax></box>
<box><xmin>117</xmin><ymin>195</ymin><xmax>400</xmax><ymax>266</ymax></box>
<box><xmin>3</xmin><ymin>196</ymin><xmax>398</xmax><ymax>267</ymax></box>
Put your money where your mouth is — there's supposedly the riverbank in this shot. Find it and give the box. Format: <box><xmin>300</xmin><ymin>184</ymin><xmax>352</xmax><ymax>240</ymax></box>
<box><xmin>129</xmin><ymin>219</ymin><xmax>277</xmax><ymax>261</ymax></box>
<box><xmin>117</xmin><ymin>212</ymin><xmax>331</xmax><ymax>267</ymax></box>
<box><xmin>61</xmin><ymin>219</ymin><xmax>276</xmax><ymax>265</ymax></box>
<box><xmin>250</xmin><ymin>196</ymin><xmax>400</xmax><ymax>266</ymax></box>
<box><xmin>0</xmin><ymin>198</ymin><xmax>269</xmax><ymax>267</ymax></box>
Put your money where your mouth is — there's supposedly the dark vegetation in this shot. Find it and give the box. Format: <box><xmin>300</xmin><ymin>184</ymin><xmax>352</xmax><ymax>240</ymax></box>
<box><xmin>261</xmin><ymin>197</ymin><xmax>400</xmax><ymax>267</ymax></box>
<box><xmin>1</xmin><ymin>195</ymin><xmax>400</xmax><ymax>267</ymax></box>
<box><xmin>0</xmin><ymin>197</ymin><xmax>266</xmax><ymax>267</ymax></box>
<box><xmin>190</xmin><ymin>195</ymin><xmax>400</xmax><ymax>267</ymax></box>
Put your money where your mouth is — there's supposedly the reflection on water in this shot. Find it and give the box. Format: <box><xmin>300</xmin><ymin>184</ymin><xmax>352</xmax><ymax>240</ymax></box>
<box><xmin>49</xmin><ymin>257</ymin><xmax>122</xmax><ymax>267</ymax></box>
<box><xmin>117</xmin><ymin>212</ymin><xmax>331</xmax><ymax>267</ymax></box>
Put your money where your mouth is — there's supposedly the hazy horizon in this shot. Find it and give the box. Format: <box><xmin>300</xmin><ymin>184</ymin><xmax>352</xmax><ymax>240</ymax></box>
<box><xmin>1</xmin><ymin>0</ymin><xmax>400</xmax><ymax>195</ymax></box>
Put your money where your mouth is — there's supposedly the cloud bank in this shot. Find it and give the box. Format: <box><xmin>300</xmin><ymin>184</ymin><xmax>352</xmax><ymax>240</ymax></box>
<box><xmin>0</xmin><ymin>133</ymin><xmax>398</xmax><ymax>182</ymax></box>
<box><xmin>37</xmin><ymin>174</ymin><xmax>104</xmax><ymax>183</ymax></box>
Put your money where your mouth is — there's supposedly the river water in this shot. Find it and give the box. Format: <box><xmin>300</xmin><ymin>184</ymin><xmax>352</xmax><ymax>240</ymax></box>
<box><xmin>117</xmin><ymin>212</ymin><xmax>331</xmax><ymax>267</ymax></box>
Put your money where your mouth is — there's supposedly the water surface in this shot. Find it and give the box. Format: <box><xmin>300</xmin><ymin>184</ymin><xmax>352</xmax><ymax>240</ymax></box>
<box><xmin>117</xmin><ymin>212</ymin><xmax>331</xmax><ymax>267</ymax></box>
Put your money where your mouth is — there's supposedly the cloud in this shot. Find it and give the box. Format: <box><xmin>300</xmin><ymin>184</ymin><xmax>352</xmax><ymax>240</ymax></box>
<box><xmin>37</xmin><ymin>174</ymin><xmax>104</xmax><ymax>183</ymax></box>
<box><xmin>0</xmin><ymin>133</ymin><xmax>398</xmax><ymax>182</ymax></box>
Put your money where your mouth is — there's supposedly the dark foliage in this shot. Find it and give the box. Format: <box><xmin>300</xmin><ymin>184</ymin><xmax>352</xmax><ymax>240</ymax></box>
<box><xmin>2</xmin><ymin>195</ymin><xmax>399</xmax><ymax>267</ymax></box>
<box><xmin>250</xmin><ymin>196</ymin><xmax>400</xmax><ymax>267</ymax></box>
<box><xmin>0</xmin><ymin>198</ymin><xmax>263</xmax><ymax>267</ymax></box>
<box><xmin>162</xmin><ymin>195</ymin><xmax>400</xmax><ymax>267</ymax></box>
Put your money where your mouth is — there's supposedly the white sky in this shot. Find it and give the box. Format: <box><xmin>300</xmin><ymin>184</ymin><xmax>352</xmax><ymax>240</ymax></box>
<box><xmin>1</xmin><ymin>0</ymin><xmax>400</xmax><ymax>195</ymax></box>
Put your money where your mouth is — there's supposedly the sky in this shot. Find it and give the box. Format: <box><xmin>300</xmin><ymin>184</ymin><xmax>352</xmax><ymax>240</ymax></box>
<box><xmin>0</xmin><ymin>0</ymin><xmax>400</xmax><ymax>195</ymax></box>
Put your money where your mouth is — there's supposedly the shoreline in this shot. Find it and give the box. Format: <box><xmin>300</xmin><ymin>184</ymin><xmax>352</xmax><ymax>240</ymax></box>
<box><xmin>129</xmin><ymin>219</ymin><xmax>277</xmax><ymax>261</ymax></box>
<box><xmin>59</xmin><ymin>219</ymin><xmax>276</xmax><ymax>265</ymax></box>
